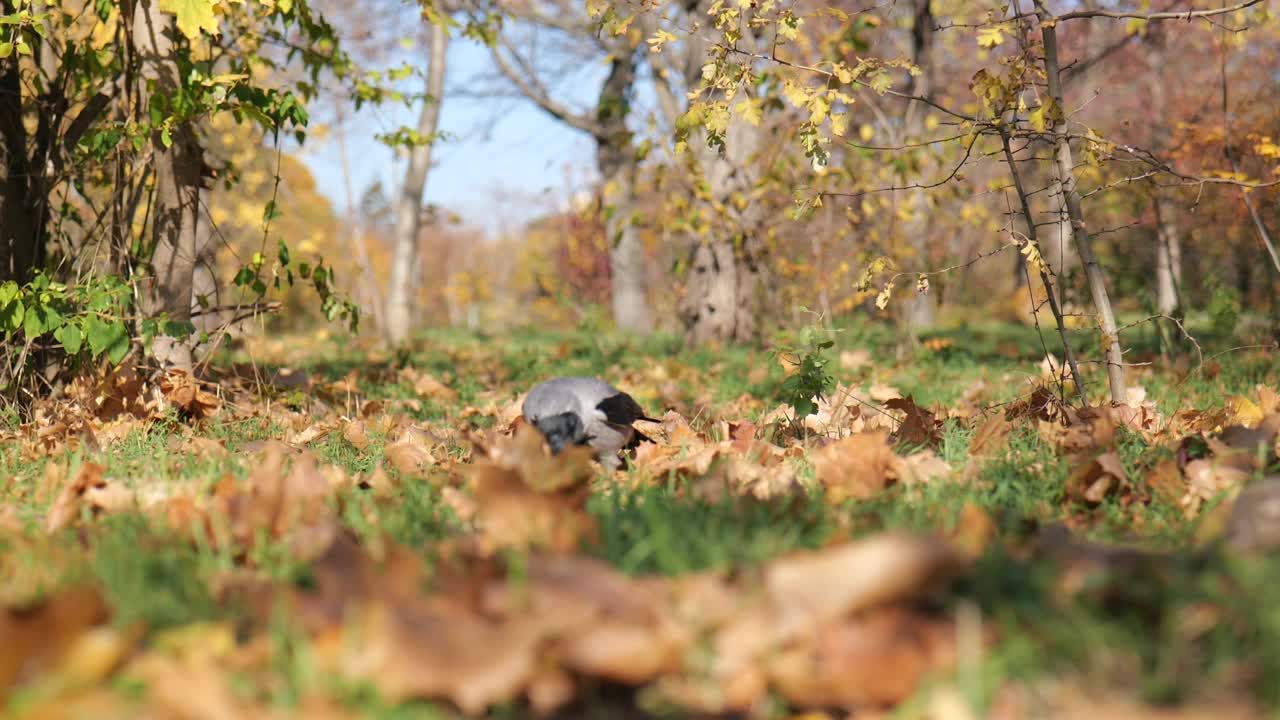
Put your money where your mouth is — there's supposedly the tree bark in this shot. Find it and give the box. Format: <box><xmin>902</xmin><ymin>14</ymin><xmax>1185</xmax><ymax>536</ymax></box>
<box><xmin>1000</xmin><ymin>127</ymin><xmax>1087</xmax><ymax>406</ymax></box>
<box><xmin>1146</xmin><ymin>30</ymin><xmax>1181</xmax><ymax>318</ymax></box>
<box><xmin>1154</xmin><ymin>199</ymin><xmax>1182</xmax><ymax>315</ymax></box>
<box><xmin>0</xmin><ymin>53</ymin><xmax>48</xmax><ymax>284</ymax></box>
<box><xmin>383</xmin><ymin>20</ymin><xmax>448</xmax><ymax>346</ymax></box>
<box><xmin>676</xmin><ymin>13</ymin><xmax>766</xmax><ymax>345</ymax></box>
<box><xmin>594</xmin><ymin>48</ymin><xmax>652</xmax><ymax>334</ymax></box>
<box><xmin>133</xmin><ymin>0</ymin><xmax>202</xmax><ymax>371</ymax></box>
<box><xmin>898</xmin><ymin>0</ymin><xmax>936</xmax><ymax>338</ymax></box>
<box><xmin>1036</xmin><ymin>0</ymin><xmax>1126</xmax><ymax>403</ymax></box>
<box><xmin>603</xmin><ymin>165</ymin><xmax>652</xmax><ymax>333</ymax></box>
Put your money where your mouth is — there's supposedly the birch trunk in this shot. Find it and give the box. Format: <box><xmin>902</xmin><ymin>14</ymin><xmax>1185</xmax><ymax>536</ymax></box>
<box><xmin>899</xmin><ymin>0</ymin><xmax>936</xmax><ymax>338</ymax></box>
<box><xmin>1147</xmin><ymin>32</ymin><xmax>1181</xmax><ymax>318</ymax></box>
<box><xmin>1036</xmin><ymin>0</ymin><xmax>1126</xmax><ymax>403</ymax></box>
<box><xmin>384</xmin><ymin>20</ymin><xmax>447</xmax><ymax>346</ymax></box>
<box><xmin>1155</xmin><ymin>200</ymin><xmax>1182</xmax><ymax>315</ymax></box>
<box><xmin>133</xmin><ymin>0</ymin><xmax>202</xmax><ymax>371</ymax></box>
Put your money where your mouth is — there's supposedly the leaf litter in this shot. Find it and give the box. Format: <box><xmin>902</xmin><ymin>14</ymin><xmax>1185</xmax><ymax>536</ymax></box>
<box><xmin>1</xmin><ymin>345</ymin><xmax>1279</xmax><ymax>717</ymax></box>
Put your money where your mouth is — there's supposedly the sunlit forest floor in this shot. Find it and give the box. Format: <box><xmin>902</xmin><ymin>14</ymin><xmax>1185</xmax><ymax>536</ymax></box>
<box><xmin>2</xmin><ymin>314</ymin><xmax>1278</xmax><ymax>719</ymax></box>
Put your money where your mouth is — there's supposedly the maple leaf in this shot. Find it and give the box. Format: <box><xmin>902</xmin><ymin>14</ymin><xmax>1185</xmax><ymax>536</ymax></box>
<box><xmin>813</xmin><ymin>430</ymin><xmax>897</xmax><ymax>501</ymax></box>
<box><xmin>159</xmin><ymin>369</ymin><xmax>221</xmax><ymax>420</ymax></box>
<box><xmin>830</xmin><ymin>111</ymin><xmax>849</xmax><ymax>137</ymax></box>
<box><xmin>160</xmin><ymin>0</ymin><xmax>221</xmax><ymax>39</ymax></box>
<box><xmin>733</xmin><ymin>98</ymin><xmax>763</xmax><ymax>127</ymax></box>
<box><xmin>976</xmin><ymin>25</ymin><xmax>1005</xmax><ymax>48</ymax></box>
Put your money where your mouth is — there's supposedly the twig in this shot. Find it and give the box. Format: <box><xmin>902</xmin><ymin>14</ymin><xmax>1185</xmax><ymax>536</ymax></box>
<box><xmin>1115</xmin><ymin>314</ymin><xmax>1205</xmax><ymax>368</ymax></box>
<box><xmin>1052</xmin><ymin>0</ymin><xmax>1265</xmax><ymax>23</ymax></box>
<box><xmin>1215</xmin><ymin>6</ymin><xmax>1280</xmax><ymax>274</ymax></box>
<box><xmin>998</xmin><ymin>125</ymin><xmax>1088</xmax><ymax>406</ymax></box>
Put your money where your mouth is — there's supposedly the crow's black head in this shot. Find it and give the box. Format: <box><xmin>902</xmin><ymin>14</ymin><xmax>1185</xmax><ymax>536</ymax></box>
<box><xmin>532</xmin><ymin>412</ymin><xmax>589</xmax><ymax>454</ymax></box>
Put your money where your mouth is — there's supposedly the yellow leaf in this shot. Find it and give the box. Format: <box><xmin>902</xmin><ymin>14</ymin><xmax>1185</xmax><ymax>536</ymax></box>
<box><xmin>1028</xmin><ymin>105</ymin><xmax>1047</xmax><ymax>132</ymax></box>
<box><xmin>830</xmin><ymin>112</ymin><xmax>849</xmax><ymax>137</ymax></box>
<box><xmin>977</xmin><ymin>25</ymin><xmax>1005</xmax><ymax>48</ymax></box>
<box><xmin>808</xmin><ymin>95</ymin><xmax>830</xmax><ymax>125</ymax></box>
<box><xmin>160</xmin><ymin>0</ymin><xmax>221</xmax><ymax>39</ymax></box>
<box><xmin>734</xmin><ymin>98</ymin><xmax>763</xmax><ymax>127</ymax></box>
<box><xmin>1020</xmin><ymin>239</ymin><xmax>1045</xmax><ymax>275</ymax></box>
<box><xmin>646</xmin><ymin>28</ymin><xmax>677</xmax><ymax>52</ymax></box>
<box><xmin>875</xmin><ymin>281</ymin><xmax>895</xmax><ymax>311</ymax></box>
<box><xmin>782</xmin><ymin>79</ymin><xmax>810</xmax><ymax>109</ymax></box>
<box><xmin>704</xmin><ymin>103</ymin><xmax>730</xmax><ymax>134</ymax></box>
<box><xmin>1230</xmin><ymin>395</ymin><xmax>1264</xmax><ymax>428</ymax></box>
<box><xmin>859</xmin><ymin>124</ymin><xmax>874</xmax><ymax>142</ymax></box>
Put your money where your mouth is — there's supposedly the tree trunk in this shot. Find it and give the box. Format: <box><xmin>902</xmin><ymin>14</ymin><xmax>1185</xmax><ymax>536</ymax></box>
<box><xmin>595</xmin><ymin>48</ymin><xmax>652</xmax><ymax>334</ymax></box>
<box><xmin>1</xmin><ymin>54</ymin><xmax>46</xmax><ymax>284</ymax></box>
<box><xmin>1154</xmin><ymin>199</ymin><xmax>1182</xmax><ymax>315</ymax></box>
<box><xmin>1146</xmin><ymin>32</ymin><xmax>1181</xmax><ymax>319</ymax></box>
<box><xmin>603</xmin><ymin>165</ymin><xmax>652</xmax><ymax>333</ymax></box>
<box><xmin>1036</xmin><ymin>0</ymin><xmax>1126</xmax><ymax>404</ymax></box>
<box><xmin>681</xmin><ymin>238</ymin><xmax>764</xmax><ymax>344</ymax></box>
<box><xmin>898</xmin><ymin>0</ymin><xmax>936</xmax><ymax>338</ymax></box>
<box><xmin>383</xmin><ymin>20</ymin><xmax>447</xmax><ymax>346</ymax></box>
<box><xmin>133</xmin><ymin>0</ymin><xmax>202</xmax><ymax>371</ymax></box>
<box><xmin>677</xmin><ymin>27</ymin><xmax>766</xmax><ymax>345</ymax></box>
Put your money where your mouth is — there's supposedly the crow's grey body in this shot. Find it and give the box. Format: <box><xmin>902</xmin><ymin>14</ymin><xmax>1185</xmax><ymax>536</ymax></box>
<box><xmin>522</xmin><ymin>376</ymin><xmax>655</xmax><ymax>470</ymax></box>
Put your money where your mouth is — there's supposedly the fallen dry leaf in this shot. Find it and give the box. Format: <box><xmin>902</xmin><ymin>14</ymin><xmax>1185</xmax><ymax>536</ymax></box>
<box><xmin>45</xmin><ymin>462</ymin><xmax>105</xmax><ymax>534</ymax></box>
<box><xmin>0</xmin><ymin>586</ymin><xmax>112</xmax><ymax>702</ymax></box>
<box><xmin>159</xmin><ymin>368</ymin><xmax>221</xmax><ymax>420</ymax></box>
<box><xmin>342</xmin><ymin>420</ymin><xmax>371</xmax><ymax>450</ymax></box>
<box><xmin>885</xmin><ymin>395</ymin><xmax>943</xmax><ymax>448</ymax></box>
<box><xmin>813</xmin><ymin>431</ymin><xmax>897</xmax><ymax>501</ymax></box>
<box><xmin>768</xmin><ymin>607</ymin><xmax>958</xmax><ymax>709</ymax></box>
<box><xmin>1066</xmin><ymin>451</ymin><xmax>1130</xmax><ymax>505</ymax></box>
<box><xmin>1183</xmin><ymin>458</ymin><xmax>1250</xmax><ymax>514</ymax></box>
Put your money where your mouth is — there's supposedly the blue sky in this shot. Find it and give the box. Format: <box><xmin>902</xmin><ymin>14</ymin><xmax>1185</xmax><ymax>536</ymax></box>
<box><xmin>295</xmin><ymin>35</ymin><xmax>611</xmax><ymax>238</ymax></box>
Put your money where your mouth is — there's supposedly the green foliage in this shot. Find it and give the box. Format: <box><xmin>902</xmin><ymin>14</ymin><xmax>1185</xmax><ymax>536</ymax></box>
<box><xmin>1204</xmin><ymin>273</ymin><xmax>1242</xmax><ymax>339</ymax></box>
<box><xmin>1</xmin><ymin>273</ymin><xmax>134</xmax><ymax>390</ymax></box>
<box><xmin>771</xmin><ymin>321</ymin><xmax>836</xmax><ymax>419</ymax></box>
<box><xmin>2</xmin><ymin>0</ymin><xmax>380</xmax><ymax>394</ymax></box>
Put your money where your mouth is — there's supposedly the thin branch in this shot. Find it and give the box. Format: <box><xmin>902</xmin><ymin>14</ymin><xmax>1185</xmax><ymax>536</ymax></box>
<box><xmin>820</xmin><ymin>132</ymin><xmax>979</xmax><ymax>199</ymax></box>
<box><xmin>488</xmin><ymin>35</ymin><xmax>604</xmax><ymax>137</ymax></box>
<box><xmin>1052</xmin><ymin>0</ymin><xmax>1265</xmax><ymax>23</ymax></box>
<box><xmin>719</xmin><ymin>44</ymin><xmax>979</xmax><ymax>122</ymax></box>
<box><xmin>1115</xmin><ymin>314</ymin><xmax>1205</xmax><ymax>367</ymax></box>
<box><xmin>1215</xmin><ymin>7</ymin><xmax>1280</xmax><ymax>274</ymax></box>
<box><xmin>999</xmin><ymin>126</ymin><xmax>1087</xmax><ymax>405</ymax></box>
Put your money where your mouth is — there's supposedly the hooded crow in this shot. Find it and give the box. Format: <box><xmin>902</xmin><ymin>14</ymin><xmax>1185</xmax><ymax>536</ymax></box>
<box><xmin>521</xmin><ymin>376</ymin><xmax>658</xmax><ymax>470</ymax></box>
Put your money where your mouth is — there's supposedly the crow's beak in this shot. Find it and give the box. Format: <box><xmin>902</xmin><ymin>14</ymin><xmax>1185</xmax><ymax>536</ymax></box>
<box><xmin>545</xmin><ymin>432</ymin><xmax>568</xmax><ymax>454</ymax></box>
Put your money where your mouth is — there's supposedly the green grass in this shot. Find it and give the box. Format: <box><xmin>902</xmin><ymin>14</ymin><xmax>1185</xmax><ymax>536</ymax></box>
<box><xmin>2</xmin><ymin>317</ymin><xmax>1278</xmax><ymax>717</ymax></box>
<box><xmin>588</xmin><ymin>482</ymin><xmax>833</xmax><ymax>575</ymax></box>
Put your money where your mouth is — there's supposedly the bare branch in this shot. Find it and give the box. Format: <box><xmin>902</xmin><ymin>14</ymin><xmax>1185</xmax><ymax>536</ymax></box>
<box><xmin>1053</xmin><ymin>0</ymin><xmax>1265</xmax><ymax>23</ymax></box>
<box><xmin>488</xmin><ymin>35</ymin><xmax>604</xmax><ymax>137</ymax></box>
<box><xmin>1215</xmin><ymin>13</ymin><xmax>1280</xmax><ymax>274</ymax></box>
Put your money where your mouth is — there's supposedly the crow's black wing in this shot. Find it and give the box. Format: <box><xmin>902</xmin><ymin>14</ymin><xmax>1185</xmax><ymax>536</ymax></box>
<box><xmin>596</xmin><ymin>391</ymin><xmax>659</xmax><ymax>426</ymax></box>
<box><xmin>623</xmin><ymin>425</ymin><xmax>654</xmax><ymax>451</ymax></box>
